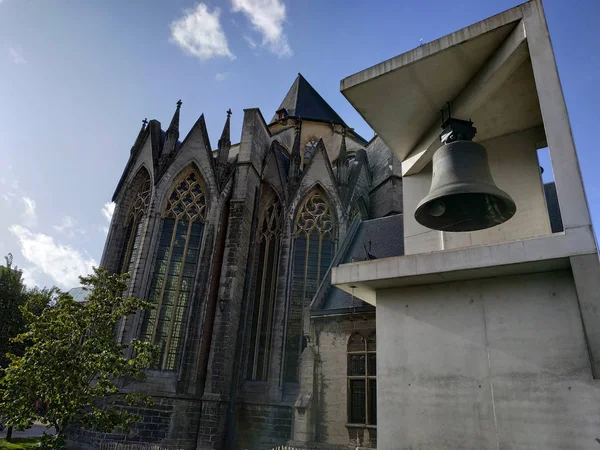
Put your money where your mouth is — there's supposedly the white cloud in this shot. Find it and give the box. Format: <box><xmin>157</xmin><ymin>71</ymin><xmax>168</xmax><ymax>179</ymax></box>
<box><xmin>8</xmin><ymin>47</ymin><xmax>26</xmax><ymax>64</ymax></box>
<box><xmin>21</xmin><ymin>196</ymin><xmax>37</xmax><ymax>227</ymax></box>
<box><xmin>244</xmin><ymin>35</ymin><xmax>257</xmax><ymax>49</ymax></box>
<box><xmin>9</xmin><ymin>225</ymin><xmax>97</xmax><ymax>289</ymax></box>
<box><xmin>102</xmin><ymin>202</ymin><xmax>115</xmax><ymax>223</ymax></box>
<box><xmin>53</xmin><ymin>215</ymin><xmax>85</xmax><ymax>237</ymax></box>
<box><xmin>1</xmin><ymin>192</ymin><xmax>15</xmax><ymax>204</ymax></box>
<box><xmin>20</xmin><ymin>267</ymin><xmax>40</xmax><ymax>289</ymax></box>
<box><xmin>231</xmin><ymin>0</ymin><xmax>292</xmax><ymax>57</ymax></box>
<box><xmin>170</xmin><ymin>3</ymin><xmax>235</xmax><ymax>61</ymax></box>
<box><xmin>94</xmin><ymin>225</ymin><xmax>110</xmax><ymax>235</ymax></box>
<box><xmin>215</xmin><ymin>72</ymin><xmax>230</xmax><ymax>82</ymax></box>
<box><xmin>1</xmin><ymin>177</ymin><xmax>19</xmax><ymax>204</ymax></box>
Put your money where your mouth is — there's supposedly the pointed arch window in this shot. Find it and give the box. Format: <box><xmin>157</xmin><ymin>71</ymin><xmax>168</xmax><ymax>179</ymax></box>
<box><xmin>246</xmin><ymin>191</ymin><xmax>282</xmax><ymax>381</ymax></box>
<box><xmin>348</xmin><ymin>331</ymin><xmax>376</xmax><ymax>426</ymax></box>
<box><xmin>284</xmin><ymin>189</ymin><xmax>336</xmax><ymax>382</ymax></box>
<box><xmin>119</xmin><ymin>169</ymin><xmax>151</xmax><ymax>275</ymax></box>
<box><xmin>140</xmin><ymin>167</ymin><xmax>207</xmax><ymax>371</ymax></box>
<box><xmin>303</xmin><ymin>138</ymin><xmax>319</xmax><ymax>164</ymax></box>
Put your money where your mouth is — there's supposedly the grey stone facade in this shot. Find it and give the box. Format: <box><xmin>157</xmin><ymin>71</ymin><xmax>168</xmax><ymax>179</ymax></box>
<box><xmin>71</xmin><ymin>74</ymin><xmax>403</xmax><ymax>450</ymax></box>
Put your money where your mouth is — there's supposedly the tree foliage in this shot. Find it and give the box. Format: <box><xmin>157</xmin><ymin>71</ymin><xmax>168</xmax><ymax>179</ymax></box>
<box><xmin>0</xmin><ymin>265</ymin><xmax>26</xmax><ymax>369</ymax></box>
<box><xmin>0</xmin><ymin>268</ymin><xmax>159</xmax><ymax>449</ymax></box>
<box><xmin>0</xmin><ymin>260</ymin><xmax>56</xmax><ymax>369</ymax></box>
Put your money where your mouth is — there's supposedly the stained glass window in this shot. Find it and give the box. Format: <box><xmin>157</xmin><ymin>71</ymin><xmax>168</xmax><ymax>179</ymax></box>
<box><xmin>348</xmin><ymin>331</ymin><xmax>376</xmax><ymax>425</ymax></box>
<box><xmin>283</xmin><ymin>190</ymin><xmax>335</xmax><ymax>382</ymax></box>
<box><xmin>140</xmin><ymin>167</ymin><xmax>207</xmax><ymax>371</ymax></box>
<box><xmin>246</xmin><ymin>191</ymin><xmax>282</xmax><ymax>381</ymax></box>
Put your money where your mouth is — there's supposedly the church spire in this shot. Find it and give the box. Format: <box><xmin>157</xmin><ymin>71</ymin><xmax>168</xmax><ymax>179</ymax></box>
<box><xmin>167</xmin><ymin>100</ymin><xmax>182</xmax><ymax>136</ymax></box>
<box><xmin>163</xmin><ymin>100</ymin><xmax>181</xmax><ymax>158</ymax></box>
<box><xmin>217</xmin><ymin>109</ymin><xmax>232</xmax><ymax>164</ymax></box>
<box><xmin>288</xmin><ymin>121</ymin><xmax>302</xmax><ymax>185</ymax></box>
<box><xmin>336</xmin><ymin>128</ymin><xmax>349</xmax><ymax>186</ymax></box>
<box><xmin>131</xmin><ymin>118</ymin><xmax>148</xmax><ymax>154</ymax></box>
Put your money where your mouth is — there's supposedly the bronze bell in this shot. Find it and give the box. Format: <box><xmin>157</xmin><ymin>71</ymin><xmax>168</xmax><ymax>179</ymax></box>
<box><xmin>414</xmin><ymin>116</ymin><xmax>516</xmax><ymax>232</ymax></box>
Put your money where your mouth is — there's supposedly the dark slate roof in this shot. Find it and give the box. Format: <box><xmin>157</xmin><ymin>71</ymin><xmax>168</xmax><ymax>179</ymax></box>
<box><xmin>270</xmin><ymin>74</ymin><xmax>368</xmax><ymax>143</ymax></box>
<box><xmin>319</xmin><ymin>214</ymin><xmax>404</xmax><ymax>312</ymax></box>
<box><xmin>544</xmin><ymin>182</ymin><xmax>564</xmax><ymax>233</ymax></box>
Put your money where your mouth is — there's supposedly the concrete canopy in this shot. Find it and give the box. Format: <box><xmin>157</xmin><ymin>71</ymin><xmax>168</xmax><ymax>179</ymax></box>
<box><xmin>340</xmin><ymin>2</ymin><xmax>544</xmax><ymax>176</ymax></box>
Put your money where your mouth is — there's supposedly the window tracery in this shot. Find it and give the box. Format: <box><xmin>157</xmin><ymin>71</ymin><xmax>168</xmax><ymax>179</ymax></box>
<box><xmin>119</xmin><ymin>169</ymin><xmax>151</xmax><ymax>275</ymax></box>
<box><xmin>140</xmin><ymin>167</ymin><xmax>207</xmax><ymax>371</ymax></box>
<box><xmin>284</xmin><ymin>189</ymin><xmax>336</xmax><ymax>382</ymax></box>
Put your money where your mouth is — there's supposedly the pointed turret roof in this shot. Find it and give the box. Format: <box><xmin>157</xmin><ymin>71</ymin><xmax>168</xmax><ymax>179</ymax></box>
<box><xmin>336</xmin><ymin>129</ymin><xmax>349</xmax><ymax>187</ymax></box>
<box><xmin>167</xmin><ymin>99</ymin><xmax>182</xmax><ymax>136</ymax></box>
<box><xmin>271</xmin><ymin>74</ymin><xmax>348</xmax><ymax>126</ymax></box>
<box><xmin>218</xmin><ymin>108</ymin><xmax>232</xmax><ymax>153</ymax></box>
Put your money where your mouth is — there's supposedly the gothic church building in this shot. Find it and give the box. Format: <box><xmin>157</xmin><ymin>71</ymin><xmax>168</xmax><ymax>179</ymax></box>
<box><xmin>74</xmin><ymin>75</ymin><xmax>403</xmax><ymax>450</ymax></box>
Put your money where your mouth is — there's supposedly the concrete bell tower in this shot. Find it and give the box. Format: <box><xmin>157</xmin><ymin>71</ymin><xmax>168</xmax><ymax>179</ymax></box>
<box><xmin>334</xmin><ymin>1</ymin><xmax>600</xmax><ymax>448</ymax></box>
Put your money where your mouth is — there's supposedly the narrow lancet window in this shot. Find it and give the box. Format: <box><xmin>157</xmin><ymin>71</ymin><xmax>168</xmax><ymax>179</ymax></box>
<box><xmin>119</xmin><ymin>169</ymin><xmax>151</xmax><ymax>275</ymax></box>
<box><xmin>246</xmin><ymin>191</ymin><xmax>282</xmax><ymax>381</ymax></box>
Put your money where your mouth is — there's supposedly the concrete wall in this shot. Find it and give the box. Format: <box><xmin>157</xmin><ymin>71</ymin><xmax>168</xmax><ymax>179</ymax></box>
<box><xmin>376</xmin><ymin>270</ymin><xmax>600</xmax><ymax>450</ymax></box>
<box><xmin>404</xmin><ymin>128</ymin><xmax>551</xmax><ymax>254</ymax></box>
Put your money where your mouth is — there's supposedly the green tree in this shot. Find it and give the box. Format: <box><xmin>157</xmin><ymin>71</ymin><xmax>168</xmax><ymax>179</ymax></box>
<box><xmin>0</xmin><ymin>254</ymin><xmax>55</xmax><ymax>442</ymax></box>
<box><xmin>0</xmin><ymin>257</ymin><xmax>26</xmax><ymax>369</ymax></box>
<box><xmin>0</xmin><ymin>268</ymin><xmax>159</xmax><ymax>449</ymax></box>
<box><xmin>0</xmin><ymin>255</ymin><xmax>56</xmax><ymax>369</ymax></box>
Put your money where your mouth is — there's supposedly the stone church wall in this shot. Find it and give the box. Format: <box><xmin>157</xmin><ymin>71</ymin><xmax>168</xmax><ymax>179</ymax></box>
<box><xmin>68</xmin><ymin>397</ymin><xmax>200</xmax><ymax>449</ymax></box>
<box><xmin>367</xmin><ymin>136</ymin><xmax>402</xmax><ymax>219</ymax></box>
<box><xmin>73</xmin><ymin>76</ymin><xmax>395</xmax><ymax>448</ymax></box>
<box><xmin>234</xmin><ymin>403</ymin><xmax>292</xmax><ymax>450</ymax></box>
<box><xmin>313</xmin><ymin>313</ymin><xmax>377</xmax><ymax>449</ymax></box>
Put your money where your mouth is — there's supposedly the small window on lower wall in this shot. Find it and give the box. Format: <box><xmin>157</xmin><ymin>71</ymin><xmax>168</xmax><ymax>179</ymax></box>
<box><xmin>347</xmin><ymin>331</ymin><xmax>376</xmax><ymax>426</ymax></box>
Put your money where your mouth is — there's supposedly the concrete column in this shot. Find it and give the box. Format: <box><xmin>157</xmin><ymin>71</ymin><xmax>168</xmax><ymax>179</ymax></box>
<box><xmin>522</xmin><ymin>0</ymin><xmax>592</xmax><ymax>230</ymax></box>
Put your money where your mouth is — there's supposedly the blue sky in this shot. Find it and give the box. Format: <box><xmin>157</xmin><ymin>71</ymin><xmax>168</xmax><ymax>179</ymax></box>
<box><xmin>0</xmin><ymin>0</ymin><xmax>598</xmax><ymax>289</ymax></box>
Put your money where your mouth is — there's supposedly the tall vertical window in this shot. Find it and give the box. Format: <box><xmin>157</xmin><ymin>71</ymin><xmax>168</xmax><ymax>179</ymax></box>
<box><xmin>348</xmin><ymin>332</ymin><xmax>376</xmax><ymax>426</ymax></box>
<box><xmin>284</xmin><ymin>190</ymin><xmax>335</xmax><ymax>382</ymax></box>
<box><xmin>246</xmin><ymin>190</ymin><xmax>282</xmax><ymax>381</ymax></box>
<box><xmin>140</xmin><ymin>167</ymin><xmax>207</xmax><ymax>371</ymax></box>
<box><xmin>303</xmin><ymin>138</ymin><xmax>319</xmax><ymax>165</ymax></box>
<box><xmin>119</xmin><ymin>169</ymin><xmax>151</xmax><ymax>275</ymax></box>
<box><xmin>114</xmin><ymin>169</ymin><xmax>152</xmax><ymax>343</ymax></box>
